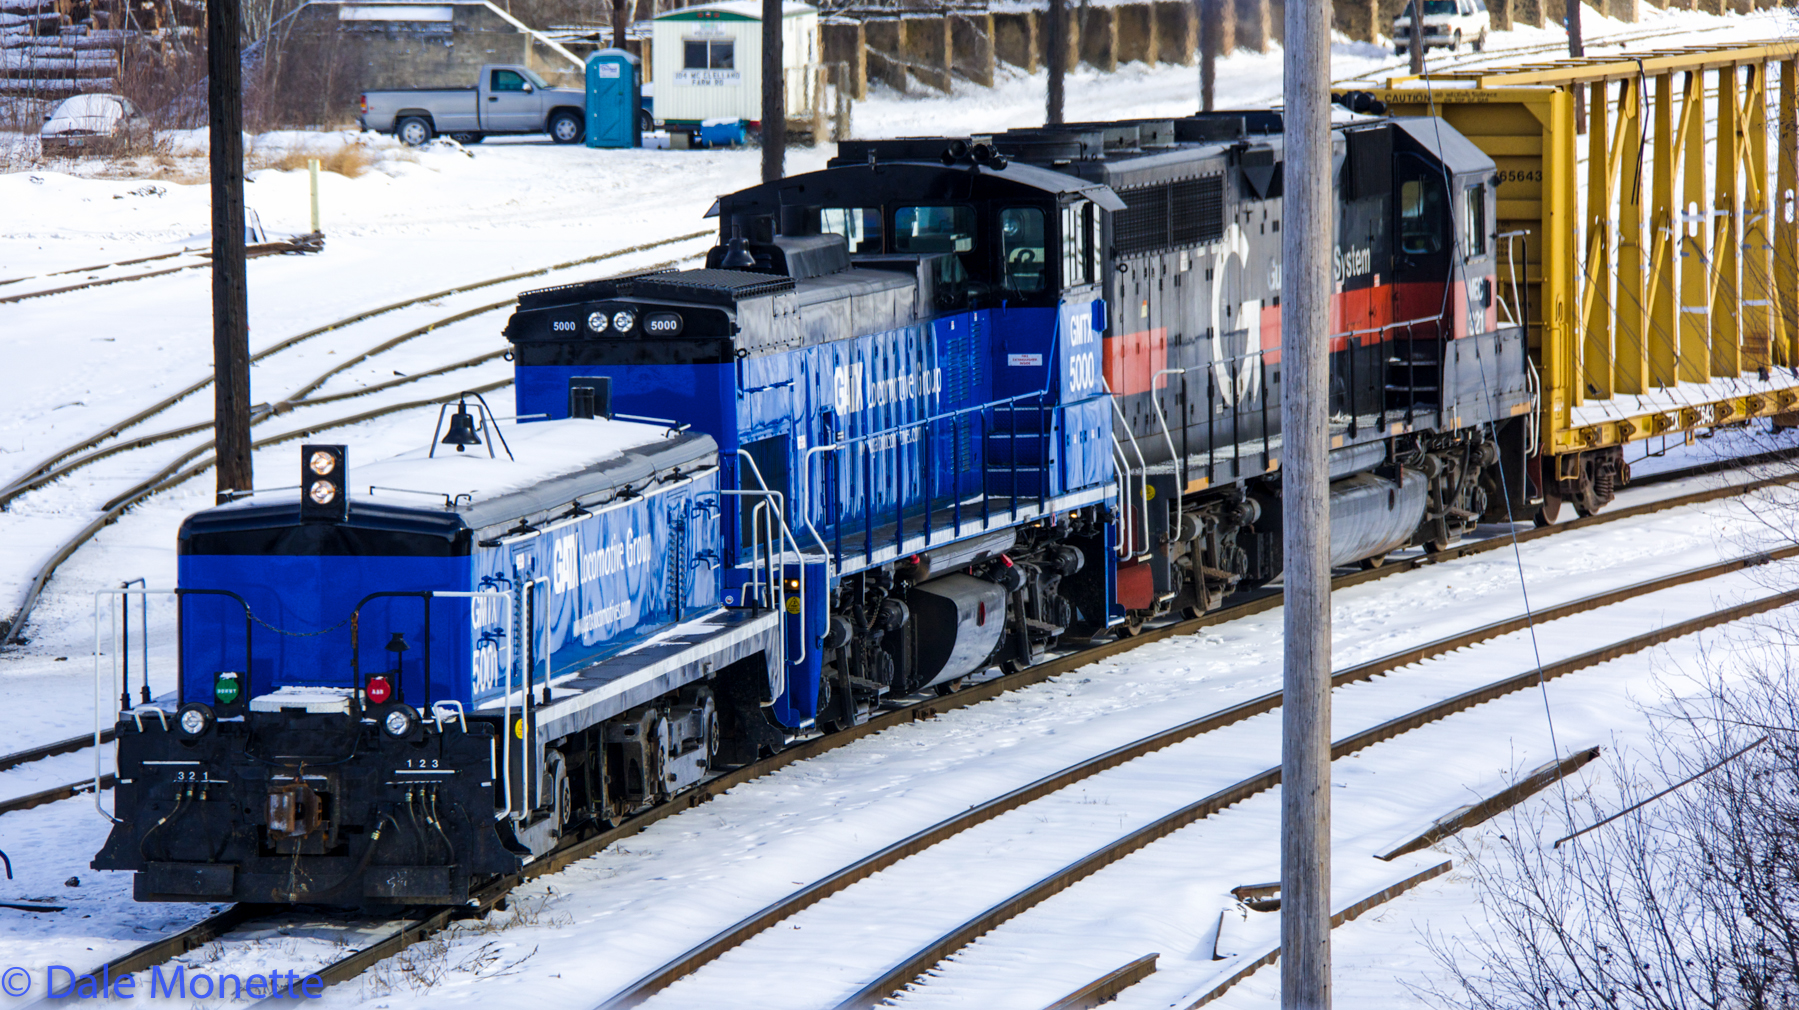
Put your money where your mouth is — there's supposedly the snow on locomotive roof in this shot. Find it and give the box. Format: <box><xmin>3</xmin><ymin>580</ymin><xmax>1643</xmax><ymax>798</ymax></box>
<box><xmin>189</xmin><ymin>416</ymin><xmax>717</xmax><ymax>538</ymax></box>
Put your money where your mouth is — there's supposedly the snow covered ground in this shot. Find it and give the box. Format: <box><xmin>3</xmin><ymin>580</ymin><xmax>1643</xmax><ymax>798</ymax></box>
<box><xmin>1</xmin><ymin>4</ymin><xmax>1797</xmax><ymax>1007</ymax></box>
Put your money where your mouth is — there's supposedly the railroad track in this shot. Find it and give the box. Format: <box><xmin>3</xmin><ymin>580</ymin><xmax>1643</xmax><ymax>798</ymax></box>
<box><xmin>0</xmin><ymin>235</ymin><xmax>324</xmax><ymax>306</ymax></box>
<box><xmin>0</xmin><ymin>440</ymin><xmax>1782</xmax><ymax>792</ymax></box>
<box><xmin>584</xmin><ymin>544</ymin><xmax>1799</xmax><ymax>1008</ymax></box>
<box><xmin>0</xmin><ymin>232</ymin><xmax>714</xmax><ymax>648</ymax></box>
<box><xmin>15</xmin><ymin>452</ymin><xmax>1793</xmax><ymax>999</ymax></box>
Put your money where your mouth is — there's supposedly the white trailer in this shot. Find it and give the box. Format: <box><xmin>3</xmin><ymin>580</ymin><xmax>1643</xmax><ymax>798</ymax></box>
<box><xmin>648</xmin><ymin>0</ymin><xmax>818</xmax><ymax>134</ymax></box>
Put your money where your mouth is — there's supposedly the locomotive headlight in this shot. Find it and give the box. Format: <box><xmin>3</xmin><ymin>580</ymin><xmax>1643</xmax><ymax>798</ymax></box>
<box><xmin>586</xmin><ymin>311</ymin><xmax>610</xmax><ymax>334</ymax></box>
<box><xmin>177</xmin><ymin>703</ymin><xmax>214</xmax><ymax>738</ymax></box>
<box><xmin>308</xmin><ymin>450</ymin><xmax>337</xmax><ymax>476</ymax></box>
<box><xmin>308</xmin><ymin>480</ymin><xmax>337</xmax><ymax>505</ymax></box>
<box><xmin>382</xmin><ymin>704</ymin><xmax>419</xmax><ymax>738</ymax></box>
<box><xmin>611</xmin><ymin>308</ymin><xmax>637</xmax><ymax>333</ymax></box>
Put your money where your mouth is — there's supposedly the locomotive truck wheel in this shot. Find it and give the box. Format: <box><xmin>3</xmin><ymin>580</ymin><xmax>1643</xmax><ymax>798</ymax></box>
<box><xmin>396</xmin><ymin>117</ymin><xmax>433</xmax><ymax>147</ymax></box>
<box><xmin>933</xmin><ymin>678</ymin><xmax>964</xmax><ymax>697</ymax></box>
<box><xmin>549</xmin><ymin>111</ymin><xmax>584</xmax><ymax>144</ymax></box>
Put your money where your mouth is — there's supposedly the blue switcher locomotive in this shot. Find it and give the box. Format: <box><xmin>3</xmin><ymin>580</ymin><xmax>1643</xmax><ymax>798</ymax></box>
<box><xmin>96</xmin><ymin>108</ymin><xmax>1533</xmax><ymax>906</ymax></box>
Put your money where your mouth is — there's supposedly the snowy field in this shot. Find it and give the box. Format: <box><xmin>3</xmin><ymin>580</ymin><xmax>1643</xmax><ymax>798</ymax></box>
<box><xmin>2</xmin><ymin>5</ymin><xmax>1798</xmax><ymax>1007</ymax></box>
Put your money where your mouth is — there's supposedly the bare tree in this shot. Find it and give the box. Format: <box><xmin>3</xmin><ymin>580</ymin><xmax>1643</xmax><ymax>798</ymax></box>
<box><xmin>1420</xmin><ymin>628</ymin><xmax>1799</xmax><ymax>1009</ymax></box>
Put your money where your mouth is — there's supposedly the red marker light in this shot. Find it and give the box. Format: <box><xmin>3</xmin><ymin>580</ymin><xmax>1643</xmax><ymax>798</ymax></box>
<box><xmin>366</xmin><ymin>676</ymin><xmax>393</xmax><ymax>705</ymax></box>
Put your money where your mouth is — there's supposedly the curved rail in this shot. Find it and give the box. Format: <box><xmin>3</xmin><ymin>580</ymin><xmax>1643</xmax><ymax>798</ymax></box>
<box><xmin>0</xmin><ymin>377</ymin><xmax>510</xmax><ymax>648</ymax></box>
<box><xmin>0</xmin><ymin>241</ymin><xmax>709</xmax><ymax>645</ymax></box>
<box><xmin>834</xmin><ymin>587</ymin><xmax>1799</xmax><ymax>1008</ymax></box>
<box><xmin>0</xmin><ymin>229</ymin><xmax>710</xmax><ymax>507</ymax></box>
<box><xmin>592</xmin><ymin>543</ymin><xmax>1799</xmax><ymax>1008</ymax></box>
<box><xmin>20</xmin><ymin>476</ymin><xmax>1795</xmax><ymax>999</ymax></box>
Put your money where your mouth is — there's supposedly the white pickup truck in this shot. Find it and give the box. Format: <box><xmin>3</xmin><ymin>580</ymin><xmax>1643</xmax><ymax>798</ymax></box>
<box><xmin>358</xmin><ymin>64</ymin><xmax>587</xmax><ymax>146</ymax></box>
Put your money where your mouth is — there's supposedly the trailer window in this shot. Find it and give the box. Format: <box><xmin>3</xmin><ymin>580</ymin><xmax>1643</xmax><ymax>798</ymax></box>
<box><xmin>684</xmin><ymin>39</ymin><xmax>735</xmax><ymax>70</ymax></box>
<box><xmin>821</xmin><ymin>207</ymin><xmax>883</xmax><ymax>254</ymax></box>
<box><xmin>894</xmin><ymin>205</ymin><xmax>974</xmax><ymax>254</ymax></box>
<box><xmin>1000</xmin><ymin>208</ymin><xmax>1046</xmax><ymax>293</ymax></box>
<box><xmin>491</xmin><ymin>69</ymin><xmax>530</xmax><ymax>92</ymax></box>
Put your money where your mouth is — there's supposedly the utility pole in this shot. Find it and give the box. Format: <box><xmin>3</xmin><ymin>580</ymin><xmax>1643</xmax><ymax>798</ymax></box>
<box><xmin>760</xmin><ymin>0</ymin><xmax>784</xmax><ymax>182</ymax></box>
<box><xmin>1566</xmin><ymin>0</ymin><xmax>1585</xmax><ymax>133</ymax></box>
<box><xmin>1280</xmin><ymin>0</ymin><xmax>1331</xmax><ymax>996</ymax></box>
<box><xmin>1407</xmin><ymin>0</ymin><xmax>1423</xmax><ymax>76</ymax></box>
<box><xmin>208</xmin><ymin>0</ymin><xmax>252</xmax><ymax>504</ymax></box>
<box><xmin>1198</xmin><ymin>0</ymin><xmax>1215</xmax><ymax>111</ymax></box>
<box><xmin>1046</xmin><ymin>0</ymin><xmax>1066</xmax><ymax>124</ymax></box>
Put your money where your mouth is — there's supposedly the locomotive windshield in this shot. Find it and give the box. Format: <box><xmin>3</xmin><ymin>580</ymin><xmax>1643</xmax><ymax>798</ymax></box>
<box><xmin>894</xmin><ymin>205</ymin><xmax>976</xmax><ymax>253</ymax></box>
<box><xmin>821</xmin><ymin>207</ymin><xmax>883</xmax><ymax>253</ymax></box>
<box><xmin>1000</xmin><ymin>207</ymin><xmax>1047</xmax><ymax>293</ymax></box>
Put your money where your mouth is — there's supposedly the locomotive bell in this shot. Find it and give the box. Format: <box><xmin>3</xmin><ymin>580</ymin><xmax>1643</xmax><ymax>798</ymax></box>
<box><xmin>440</xmin><ymin>402</ymin><xmax>482</xmax><ymax>452</ymax></box>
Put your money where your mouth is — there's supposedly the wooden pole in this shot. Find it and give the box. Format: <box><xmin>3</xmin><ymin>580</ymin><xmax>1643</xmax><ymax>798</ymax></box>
<box><xmin>1279</xmin><ymin>0</ymin><xmax>1331</xmax><ymax>994</ymax></box>
<box><xmin>1047</xmin><ymin>0</ymin><xmax>1066</xmax><ymax>124</ymax></box>
<box><xmin>1567</xmin><ymin>0</ymin><xmax>1586</xmax><ymax>132</ymax></box>
<box><xmin>1198</xmin><ymin>0</ymin><xmax>1215</xmax><ymax>111</ymax></box>
<box><xmin>1407</xmin><ymin>0</ymin><xmax>1423</xmax><ymax>76</ymax></box>
<box><xmin>208</xmin><ymin>0</ymin><xmax>252</xmax><ymax>505</ymax></box>
<box><xmin>760</xmin><ymin>0</ymin><xmax>784</xmax><ymax>182</ymax></box>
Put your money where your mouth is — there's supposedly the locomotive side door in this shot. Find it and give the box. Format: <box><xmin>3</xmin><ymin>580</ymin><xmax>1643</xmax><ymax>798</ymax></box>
<box><xmin>1388</xmin><ymin>153</ymin><xmax>1454</xmax><ymax>414</ymax></box>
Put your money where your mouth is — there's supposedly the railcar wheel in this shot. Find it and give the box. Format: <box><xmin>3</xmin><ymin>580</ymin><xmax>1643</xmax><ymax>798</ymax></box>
<box><xmin>396</xmin><ymin>117</ymin><xmax>433</xmax><ymax>147</ymax></box>
<box><xmin>1534</xmin><ymin>489</ymin><xmax>1563</xmax><ymax>527</ymax></box>
<box><xmin>1359</xmin><ymin>552</ymin><xmax>1388</xmax><ymax>570</ymax></box>
<box><xmin>933</xmin><ymin>678</ymin><xmax>964</xmax><ymax>696</ymax></box>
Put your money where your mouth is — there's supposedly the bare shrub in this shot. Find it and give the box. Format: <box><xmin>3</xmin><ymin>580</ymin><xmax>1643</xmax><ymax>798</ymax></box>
<box><xmin>1421</xmin><ymin>623</ymin><xmax>1799</xmax><ymax>1009</ymax></box>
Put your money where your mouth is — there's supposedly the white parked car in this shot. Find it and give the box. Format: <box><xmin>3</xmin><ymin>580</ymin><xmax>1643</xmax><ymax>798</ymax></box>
<box><xmin>1393</xmin><ymin>0</ymin><xmax>1490</xmax><ymax>54</ymax></box>
<box><xmin>40</xmin><ymin>94</ymin><xmax>153</xmax><ymax>157</ymax></box>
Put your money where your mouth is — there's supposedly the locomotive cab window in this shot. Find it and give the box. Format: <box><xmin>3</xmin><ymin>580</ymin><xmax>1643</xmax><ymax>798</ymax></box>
<box><xmin>1000</xmin><ymin>207</ymin><xmax>1047</xmax><ymax>294</ymax></box>
<box><xmin>1061</xmin><ymin>199</ymin><xmax>1095</xmax><ymax>287</ymax></box>
<box><xmin>683</xmin><ymin>39</ymin><xmax>734</xmax><ymax>69</ymax></box>
<box><xmin>895</xmin><ymin>205</ymin><xmax>975</xmax><ymax>254</ymax></box>
<box><xmin>822</xmin><ymin>207</ymin><xmax>884</xmax><ymax>254</ymax></box>
<box><xmin>1398</xmin><ymin>175</ymin><xmax>1447</xmax><ymax>256</ymax></box>
<box><xmin>1463</xmin><ymin>184</ymin><xmax>1488</xmax><ymax>258</ymax></box>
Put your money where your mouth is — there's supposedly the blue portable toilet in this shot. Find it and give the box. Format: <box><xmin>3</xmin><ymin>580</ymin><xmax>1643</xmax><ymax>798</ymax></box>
<box><xmin>585</xmin><ymin>49</ymin><xmax>641</xmax><ymax>148</ymax></box>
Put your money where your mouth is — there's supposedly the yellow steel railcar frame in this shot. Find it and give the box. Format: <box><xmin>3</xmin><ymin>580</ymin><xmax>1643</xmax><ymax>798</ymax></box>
<box><xmin>1373</xmin><ymin>42</ymin><xmax>1799</xmax><ymax>467</ymax></box>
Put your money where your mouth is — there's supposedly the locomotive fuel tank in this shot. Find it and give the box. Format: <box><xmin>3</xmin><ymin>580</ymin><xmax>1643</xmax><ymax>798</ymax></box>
<box><xmin>1249</xmin><ymin>468</ymin><xmax>1428</xmax><ymax>574</ymax></box>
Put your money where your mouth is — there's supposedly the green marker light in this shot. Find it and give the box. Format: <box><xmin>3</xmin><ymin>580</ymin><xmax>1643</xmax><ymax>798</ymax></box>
<box><xmin>215</xmin><ymin>671</ymin><xmax>241</xmax><ymax>705</ymax></box>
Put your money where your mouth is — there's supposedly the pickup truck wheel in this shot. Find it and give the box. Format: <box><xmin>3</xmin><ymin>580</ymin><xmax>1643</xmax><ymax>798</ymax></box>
<box><xmin>396</xmin><ymin>117</ymin><xmax>433</xmax><ymax>147</ymax></box>
<box><xmin>1450</xmin><ymin>29</ymin><xmax>1462</xmax><ymax>51</ymax></box>
<box><xmin>549</xmin><ymin>111</ymin><xmax>583</xmax><ymax>144</ymax></box>
<box><xmin>1472</xmin><ymin>29</ymin><xmax>1486</xmax><ymax>51</ymax></box>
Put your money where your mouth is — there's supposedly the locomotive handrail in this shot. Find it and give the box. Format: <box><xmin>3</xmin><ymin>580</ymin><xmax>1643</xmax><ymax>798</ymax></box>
<box><xmin>1100</xmin><ymin>377</ymin><xmax>1153</xmax><ymax>560</ymax></box>
<box><xmin>91</xmin><ymin>586</ymin><xmax>190</xmax><ymax>824</ymax></box>
<box><xmin>1152</xmin><ymin>368</ymin><xmax>1188</xmax><ymax>494</ymax></box>
<box><xmin>348</xmin><ymin>591</ymin><xmax>435</xmax><ymax>715</ymax></box>
<box><xmin>436</xmin><ymin>590</ymin><xmax>513</xmax><ymax>819</ymax></box>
